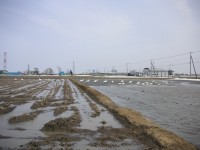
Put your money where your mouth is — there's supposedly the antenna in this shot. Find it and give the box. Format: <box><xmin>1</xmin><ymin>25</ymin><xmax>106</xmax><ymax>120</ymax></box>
<box><xmin>3</xmin><ymin>52</ymin><xmax>7</xmax><ymax>70</ymax></box>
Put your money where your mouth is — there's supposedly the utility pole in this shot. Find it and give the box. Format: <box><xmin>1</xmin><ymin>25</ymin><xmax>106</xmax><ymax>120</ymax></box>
<box><xmin>126</xmin><ymin>63</ymin><xmax>129</xmax><ymax>75</ymax></box>
<box><xmin>191</xmin><ymin>53</ymin><xmax>197</xmax><ymax>79</ymax></box>
<box><xmin>190</xmin><ymin>52</ymin><xmax>191</xmax><ymax>78</ymax></box>
<box><xmin>73</xmin><ymin>60</ymin><xmax>75</xmax><ymax>74</ymax></box>
<box><xmin>3</xmin><ymin>52</ymin><xmax>7</xmax><ymax>70</ymax></box>
<box><xmin>150</xmin><ymin>60</ymin><xmax>152</xmax><ymax>77</ymax></box>
<box><xmin>28</xmin><ymin>64</ymin><xmax>30</xmax><ymax>74</ymax></box>
<box><xmin>150</xmin><ymin>60</ymin><xmax>155</xmax><ymax>77</ymax></box>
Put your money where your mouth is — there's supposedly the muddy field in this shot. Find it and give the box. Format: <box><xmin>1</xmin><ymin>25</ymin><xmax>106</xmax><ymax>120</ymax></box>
<box><xmin>0</xmin><ymin>76</ymin><xmax>198</xmax><ymax>150</ymax></box>
<box><xmin>0</xmin><ymin>77</ymin><xmax>146</xmax><ymax>150</ymax></box>
<box><xmin>76</xmin><ymin>76</ymin><xmax>200</xmax><ymax>149</ymax></box>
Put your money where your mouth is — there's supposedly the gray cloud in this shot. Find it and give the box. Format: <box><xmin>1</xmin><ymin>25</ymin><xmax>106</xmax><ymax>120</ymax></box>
<box><xmin>0</xmin><ymin>0</ymin><xmax>199</xmax><ymax>74</ymax></box>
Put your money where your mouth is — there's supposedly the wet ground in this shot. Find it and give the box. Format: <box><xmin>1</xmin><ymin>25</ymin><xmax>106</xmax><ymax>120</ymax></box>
<box><xmin>77</xmin><ymin>77</ymin><xmax>200</xmax><ymax>149</ymax></box>
<box><xmin>0</xmin><ymin>78</ymin><xmax>148</xmax><ymax>149</ymax></box>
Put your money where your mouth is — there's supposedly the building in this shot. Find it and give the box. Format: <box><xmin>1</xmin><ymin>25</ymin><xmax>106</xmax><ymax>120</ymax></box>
<box><xmin>0</xmin><ymin>70</ymin><xmax>8</xmax><ymax>75</ymax></box>
<box><xmin>142</xmin><ymin>68</ymin><xmax>174</xmax><ymax>77</ymax></box>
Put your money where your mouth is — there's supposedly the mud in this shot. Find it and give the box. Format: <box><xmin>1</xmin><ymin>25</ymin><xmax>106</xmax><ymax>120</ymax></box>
<box><xmin>31</xmin><ymin>98</ymin><xmax>51</xmax><ymax>109</ymax></box>
<box><xmin>0</xmin><ymin>103</ymin><xmax>16</xmax><ymax>114</ymax></box>
<box><xmin>90</xmin><ymin>103</ymin><xmax>101</xmax><ymax>117</ymax></box>
<box><xmin>22</xmin><ymin>135</ymin><xmax>78</xmax><ymax>150</ymax></box>
<box><xmin>63</xmin><ymin>80</ymin><xmax>74</xmax><ymax>101</ymax></box>
<box><xmin>8</xmin><ymin>110</ymin><xmax>43</xmax><ymax>124</ymax></box>
<box><xmin>53</xmin><ymin>106</ymin><xmax>68</xmax><ymax>116</ymax></box>
<box><xmin>70</xmin><ymin>78</ymin><xmax>197</xmax><ymax>150</ymax></box>
<box><xmin>0</xmin><ymin>77</ymin><xmax>197</xmax><ymax>150</ymax></box>
<box><xmin>41</xmin><ymin>106</ymin><xmax>81</xmax><ymax>132</ymax></box>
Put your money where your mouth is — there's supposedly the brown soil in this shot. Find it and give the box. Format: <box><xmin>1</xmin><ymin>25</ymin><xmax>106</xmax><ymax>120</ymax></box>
<box><xmin>70</xmin><ymin>78</ymin><xmax>197</xmax><ymax>150</ymax></box>
<box><xmin>24</xmin><ymin>126</ymin><xmax>149</xmax><ymax>150</ymax></box>
<box><xmin>9</xmin><ymin>110</ymin><xmax>43</xmax><ymax>124</ymax></box>
<box><xmin>0</xmin><ymin>77</ymin><xmax>197</xmax><ymax>150</ymax></box>
<box><xmin>22</xmin><ymin>133</ymin><xmax>80</xmax><ymax>150</ymax></box>
<box><xmin>90</xmin><ymin>102</ymin><xmax>100</xmax><ymax>117</ymax></box>
<box><xmin>12</xmin><ymin>127</ymin><xmax>26</xmax><ymax>131</ymax></box>
<box><xmin>0</xmin><ymin>135</ymin><xmax>11</xmax><ymax>139</ymax></box>
<box><xmin>53</xmin><ymin>106</ymin><xmax>68</xmax><ymax>116</ymax></box>
<box><xmin>90</xmin><ymin>126</ymin><xmax>143</xmax><ymax>148</ymax></box>
<box><xmin>41</xmin><ymin>106</ymin><xmax>81</xmax><ymax>132</ymax></box>
<box><xmin>51</xmin><ymin>81</ymin><xmax>61</xmax><ymax>98</ymax></box>
<box><xmin>63</xmin><ymin>80</ymin><xmax>74</xmax><ymax>102</ymax></box>
<box><xmin>31</xmin><ymin>98</ymin><xmax>50</xmax><ymax>109</ymax></box>
<box><xmin>0</xmin><ymin>103</ymin><xmax>16</xmax><ymax>114</ymax></box>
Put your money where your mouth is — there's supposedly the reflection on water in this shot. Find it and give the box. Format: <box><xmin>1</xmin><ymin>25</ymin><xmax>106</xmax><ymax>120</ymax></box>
<box><xmin>0</xmin><ymin>100</ymin><xmax>73</xmax><ymax>149</ymax></box>
<box><xmin>92</xmin><ymin>81</ymin><xmax>200</xmax><ymax>148</ymax></box>
<box><xmin>69</xmin><ymin>81</ymin><xmax>122</xmax><ymax>130</ymax></box>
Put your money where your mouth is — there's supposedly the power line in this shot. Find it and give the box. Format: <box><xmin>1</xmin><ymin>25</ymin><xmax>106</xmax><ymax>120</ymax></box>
<box><xmin>128</xmin><ymin>60</ymin><xmax>150</xmax><ymax>65</ymax></box>
<box><xmin>156</xmin><ymin>62</ymin><xmax>189</xmax><ymax>68</ymax></box>
<box><xmin>191</xmin><ymin>51</ymin><xmax>200</xmax><ymax>53</ymax></box>
<box><xmin>108</xmin><ymin>51</ymin><xmax>198</xmax><ymax>73</ymax></box>
<box><xmin>125</xmin><ymin>52</ymin><xmax>190</xmax><ymax>67</ymax></box>
<box><xmin>152</xmin><ymin>52</ymin><xmax>189</xmax><ymax>61</ymax></box>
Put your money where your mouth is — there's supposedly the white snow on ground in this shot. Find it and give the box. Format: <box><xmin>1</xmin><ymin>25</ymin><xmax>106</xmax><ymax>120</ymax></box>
<box><xmin>86</xmin><ymin>80</ymin><xmax>90</xmax><ymax>83</ymax></box>
<box><xmin>172</xmin><ymin>78</ymin><xmax>200</xmax><ymax>81</ymax></box>
<box><xmin>76</xmin><ymin>75</ymin><xmax>170</xmax><ymax>79</ymax></box>
<box><xmin>93</xmin><ymin>80</ymin><xmax>98</xmax><ymax>83</ymax></box>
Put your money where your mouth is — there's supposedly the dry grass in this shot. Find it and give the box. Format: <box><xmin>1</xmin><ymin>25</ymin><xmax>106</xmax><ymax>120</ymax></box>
<box><xmin>70</xmin><ymin>78</ymin><xmax>196</xmax><ymax>150</ymax></box>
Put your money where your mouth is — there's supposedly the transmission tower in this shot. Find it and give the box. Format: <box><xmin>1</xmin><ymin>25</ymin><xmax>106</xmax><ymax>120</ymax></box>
<box><xmin>3</xmin><ymin>52</ymin><xmax>7</xmax><ymax>70</ymax></box>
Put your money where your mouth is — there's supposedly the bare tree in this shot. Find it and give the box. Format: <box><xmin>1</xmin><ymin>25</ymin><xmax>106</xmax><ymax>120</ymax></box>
<box><xmin>44</xmin><ymin>68</ymin><xmax>54</xmax><ymax>75</ymax></box>
<box><xmin>33</xmin><ymin>67</ymin><xmax>39</xmax><ymax>75</ymax></box>
<box><xmin>57</xmin><ymin>66</ymin><xmax>62</xmax><ymax>73</ymax></box>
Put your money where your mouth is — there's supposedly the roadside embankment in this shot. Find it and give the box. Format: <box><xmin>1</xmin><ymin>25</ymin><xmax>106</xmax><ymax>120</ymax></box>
<box><xmin>70</xmin><ymin>78</ymin><xmax>197</xmax><ymax>150</ymax></box>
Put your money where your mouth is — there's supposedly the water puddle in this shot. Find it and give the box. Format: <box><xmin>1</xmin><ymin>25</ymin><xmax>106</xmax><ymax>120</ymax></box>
<box><xmin>0</xmin><ymin>78</ymin><xmax>146</xmax><ymax>149</ymax></box>
<box><xmin>69</xmin><ymin>81</ymin><xmax>122</xmax><ymax>130</ymax></box>
<box><xmin>54</xmin><ymin>79</ymin><xmax>64</xmax><ymax>99</ymax></box>
<box><xmin>92</xmin><ymin>82</ymin><xmax>200</xmax><ymax>149</ymax></box>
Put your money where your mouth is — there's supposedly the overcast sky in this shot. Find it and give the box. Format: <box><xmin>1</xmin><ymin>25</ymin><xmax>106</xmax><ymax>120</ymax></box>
<box><xmin>0</xmin><ymin>0</ymin><xmax>200</xmax><ymax>74</ymax></box>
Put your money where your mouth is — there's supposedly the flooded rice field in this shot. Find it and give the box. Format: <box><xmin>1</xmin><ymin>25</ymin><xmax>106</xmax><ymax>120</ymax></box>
<box><xmin>0</xmin><ymin>77</ymin><xmax>149</xmax><ymax>150</ymax></box>
<box><xmin>78</xmin><ymin>77</ymin><xmax>200</xmax><ymax>149</ymax></box>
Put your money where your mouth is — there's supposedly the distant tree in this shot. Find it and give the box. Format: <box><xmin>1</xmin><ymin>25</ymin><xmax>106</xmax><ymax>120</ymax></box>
<box><xmin>33</xmin><ymin>67</ymin><xmax>39</xmax><ymax>75</ymax></box>
<box><xmin>44</xmin><ymin>68</ymin><xmax>54</xmax><ymax>75</ymax></box>
<box><xmin>57</xmin><ymin>66</ymin><xmax>62</xmax><ymax>72</ymax></box>
<box><xmin>70</xmin><ymin>70</ymin><xmax>73</xmax><ymax>76</ymax></box>
<box><xmin>111</xmin><ymin>68</ymin><xmax>117</xmax><ymax>74</ymax></box>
